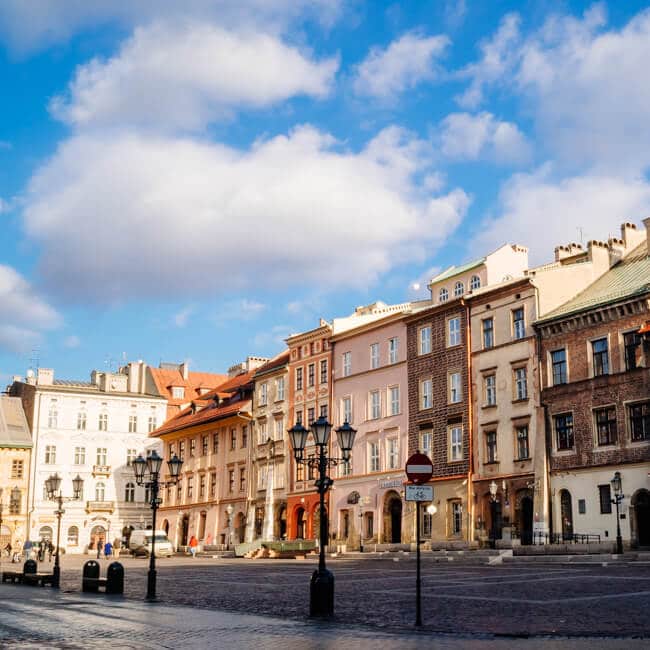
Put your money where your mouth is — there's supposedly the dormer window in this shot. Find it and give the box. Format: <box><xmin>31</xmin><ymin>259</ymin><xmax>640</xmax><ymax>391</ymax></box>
<box><xmin>439</xmin><ymin>288</ymin><xmax>448</xmax><ymax>303</ymax></box>
<box><xmin>454</xmin><ymin>281</ymin><xmax>464</xmax><ymax>297</ymax></box>
<box><xmin>171</xmin><ymin>386</ymin><xmax>185</xmax><ymax>399</ymax></box>
<box><xmin>470</xmin><ymin>275</ymin><xmax>481</xmax><ymax>290</ymax></box>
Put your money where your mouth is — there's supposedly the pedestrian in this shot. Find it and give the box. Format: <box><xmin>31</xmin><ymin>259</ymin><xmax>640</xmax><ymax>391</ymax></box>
<box><xmin>38</xmin><ymin>539</ymin><xmax>45</xmax><ymax>562</ymax></box>
<box><xmin>104</xmin><ymin>541</ymin><xmax>112</xmax><ymax>559</ymax></box>
<box><xmin>189</xmin><ymin>535</ymin><xmax>198</xmax><ymax>558</ymax></box>
<box><xmin>48</xmin><ymin>540</ymin><xmax>54</xmax><ymax>562</ymax></box>
<box><xmin>4</xmin><ymin>542</ymin><xmax>11</xmax><ymax>558</ymax></box>
<box><xmin>97</xmin><ymin>539</ymin><xmax>104</xmax><ymax>559</ymax></box>
<box><xmin>113</xmin><ymin>538</ymin><xmax>121</xmax><ymax>559</ymax></box>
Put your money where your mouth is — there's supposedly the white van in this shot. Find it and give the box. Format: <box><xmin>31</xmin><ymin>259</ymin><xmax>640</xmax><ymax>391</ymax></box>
<box><xmin>129</xmin><ymin>530</ymin><xmax>174</xmax><ymax>558</ymax></box>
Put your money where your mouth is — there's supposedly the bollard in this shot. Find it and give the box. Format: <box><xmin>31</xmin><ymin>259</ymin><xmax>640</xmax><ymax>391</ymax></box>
<box><xmin>23</xmin><ymin>559</ymin><xmax>37</xmax><ymax>575</ymax></box>
<box><xmin>106</xmin><ymin>562</ymin><xmax>124</xmax><ymax>595</ymax></box>
<box><xmin>82</xmin><ymin>560</ymin><xmax>101</xmax><ymax>593</ymax></box>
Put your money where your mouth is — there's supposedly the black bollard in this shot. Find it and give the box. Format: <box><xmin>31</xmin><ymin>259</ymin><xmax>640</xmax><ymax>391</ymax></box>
<box><xmin>106</xmin><ymin>562</ymin><xmax>124</xmax><ymax>595</ymax></box>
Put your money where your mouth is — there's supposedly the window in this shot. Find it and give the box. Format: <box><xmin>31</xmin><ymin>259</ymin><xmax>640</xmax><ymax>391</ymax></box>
<box><xmin>308</xmin><ymin>363</ymin><xmax>315</xmax><ymax>387</ymax></box>
<box><xmin>171</xmin><ymin>386</ymin><xmax>184</xmax><ymax>399</ymax></box>
<box><xmin>176</xmin><ymin>480</ymin><xmax>182</xmax><ymax>503</ymax></box>
<box><xmin>420</xmin><ymin>379</ymin><xmax>432</xmax><ymax>410</ymax></box>
<box><xmin>516</xmin><ymin>425</ymin><xmax>529</xmax><ymax>459</ymax></box>
<box><xmin>11</xmin><ymin>459</ymin><xmax>23</xmax><ymax>479</ymax></box>
<box><xmin>96</xmin><ymin>448</ymin><xmax>107</xmax><ymax>466</ymax></box>
<box><xmin>9</xmin><ymin>489</ymin><xmax>21</xmax><ymax>514</ymax></box>
<box><xmin>199</xmin><ymin>474</ymin><xmax>206</xmax><ymax>498</ymax></box>
<box><xmin>485</xmin><ymin>374</ymin><xmax>496</xmax><ymax>406</ymax></box>
<box><xmin>48</xmin><ymin>402</ymin><xmax>58</xmax><ymax>428</ymax></box>
<box><xmin>229</xmin><ymin>470</ymin><xmax>235</xmax><ymax>492</ymax></box>
<box><xmin>419</xmin><ymin>326</ymin><xmax>431</xmax><ymax>355</ymax></box>
<box><xmin>387</xmin><ymin>438</ymin><xmax>399</xmax><ymax>469</ymax></box>
<box><xmin>239</xmin><ymin>468</ymin><xmax>246</xmax><ymax>492</ymax></box>
<box><xmin>624</xmin><ymin>332</ymin><xmax>641</xmax><ymax>371</ymax></box>
<box><xmin>67</xmin><ymin>526</ymin><xmax>79</xmax><ymax>546</ymax></box>
<box><xmin>451</xmin><ymin>501</ymin><xmax>462</xmax><ymax>535</ymax></box>
<box><xmin>126</xmin><ymin>449</ymin><xmax>136</xmax><ymax>466</ymax></box>
<box><xmin>485</xmin><ymin>431</ymin><xmax>497</xmax><ymax>463</ymax></box>
<box><xmin>257</xmin><ymin>420</ymin><xmax>268</xmax><ymax>445</ymax></box>
<box><xmin>319</xmin><ymin>404</ymin><xmax>328</xmax><ymax>419</ymax></box>
<box><xmin>275</xmin><ymin>418</ymin><xmax>283</xmax><ymax>440</ymax></box>
<box><xmin>369</xmin><ymin>441</ymin><xmax>379</xmax><ymax>472</ymax></box>
<box><xmin>514</xmin><ymin>367</ymin><xmax>528</xmax><ymax>400</ymax></box>
<box><xmin>320</xmin><ymin>359</ymin><xmax>328</xmax><ymax>384</ymax></box>
<box><xmin>551</xmin><ymin>349</ymin><xmax>567</xmax><ymax>385</ymax></box>
<box><xmin>95</xmin><ymin>482</ymin><xmax>105</xmax><ymax>501</ymax></box>
<box><xmin>98</xmin><ymin>413</ymin><xmax>108</xmax><ymax>431</ymax></box>
<box><xmin>389</xmin><ymin>386</ymin><xmax>400</xmax><ymax>416</ymax></box>
<box><xmin>212</xmin><ymin>433</ymin><xmax>219</xmax><ymax>454</ymax></box>
<box><xmin>370</xmin><ymin>390</ymin><xmax>381</xmax><ymax>419</ymax></box>
<box><xmin>555</xmin><ymin>413</ymin><xmax>574</xmax><ymax>450</ymax></box>
<box><xmin>449</xmin><ymin>426</ymin><xmax>463</xmax><ymax>461</ymax></box>
<box><xmin>307</xmin><ymin>408</ymin><xmax>315</xmax><ymax>425</ymax></box>
<box><xmin>202</xmin><ymin>435</ymin><xmax>209</xmax><ymax>456</ymax></box>
<box><xmin>179</xmin><ymin>440</ymin><xmax>185</xmax><ymax>458</ymax></box>
<box><xmin>599</xmin><ymin>484</ymin><xmax>612</xmax><ymax>514</ymax></box>
<box><xmin>470</xmin><ymin>275</ymin><xmax>481</xmax><ymax>290</ymax></box>
<box><xmin>482</xmin><ymin>318</ymin><xmax>494</xmax><ymax>349</ymax></box>
<box><xmin>449</xmin><ymin>372</ymin><xmax>462</xmax><ymax>403</ymax></box>
<box><xmin>342</xmin><ymin>397</ymin><xmax>352</xmax><ymax>424</ymax></box>
<box><xmin>45</xmin><ymin>445</ymin><xmax>56</xmax><ymax>464</ymax></box>
<box><xmin>296</xmin><ymin>463</ymin><xmax>304</xmax><ymax>482</ymax></box>
<box><xmin>447</xmin><ymin>316</ymin><xmax>461</xmax><ymax>347</ymax></box>
<box><xmin>74</xmin><ymin>447</ymin><xmax>86</xmax><ymax>465</ymax></box>
<box><xmin>259</xmin><ymin>382</ymin><xmax>268</xmax><ymax>406</ymax></box>
<box><xmin>592</xmin><ymin>338</ymin><xmax>609</xmax><ymax>376</ymax></box>
<box><xmin>339</xmin><ymin>457</ymin><xmax>352</xmax><ymax>477</ymax></box>
<box><xmin>629</xmin><ymin>401</ymin><xmax>650</xmax><ymax>442</ymax></box>
<box><xmin>77</xmin><ymin>411</ymin><xmax>87</xmax><ymax>431</ymax></box>
<box><xmin>241</xmin><ymin>425</ymin><xmax>248</xmax><ymax>448</ymax></box>
<box><xmin>342</xmin><ymin>352</ymin><xmax>351</xmax><ymax>377</ymax></box>
<box><xmin>388</xmin><ymin>337</ymin><xmax>398</xmax><ymax>364</ymax></box>
<box><xmin>513</xmin><ymin>308</ymin><xmax>525</xmax><ymax>339</ymax></box>
<box><xmin>124</xmin><ymin>483</ymin><xmax>135</xmax><ymax>503</ymax></box>
<box><xmin>148</xmin><ymin>415</ymin><xmax>157</xmax><ymax>432</ymax></box>
<box><xmin>128</xmin><ymin>415</ymin><xmax>137</xmax><ymax>433</ymax></box>
<box><xmin>276</xmin><ymin>376</ymin><xmax>285</xmax><ymax>401</ymax></box>
<box><xmin>188</xmin><ymin>438</ymin><xmax>196</xmax><ymax>457</ymax></box>
<box><xmin>210</xmin><ymin>472</ymin><xmax>217</xmax><ymax>498</ymax></box>
<box><xmin>595</xmin><ymin>406</ymin><xmax>617</xmax><ymax>446</ymax></box>
<box><xmin>420</xmin><ymin>430</ymin><xmax>433</xmax><ymax>459</ymax></box>
<box><xmin>370</xmin><ymin>343</ymin><xmax>379</xmax><ymax>369</ymax></box>
<box><xmin>187</xmin><ymin>475</ymin><xmax>194</xmax><ymax>500</ymax></box>
<box><xmin>422</xmin><ymin>510</ymin><xmax>433</xmax><ymax>537</ymax></box>
<box><xmin>296</xmin><ymin>367</ymin><xmax>303</xmax><ymax>390</ymax></box>
<box><xmin>296</xmin><ymin>410</ymin><xmax>303</xmax><ymax>425</ymax></box>
<box><xmin>454</xmin><ymin>281</ymin><xmax>464</xmax><ymax>297</ymax></box>
<box><xmin>230</xmin><ymin>429</ymin><xmax>237</xmax><ymax>450</ymax></box>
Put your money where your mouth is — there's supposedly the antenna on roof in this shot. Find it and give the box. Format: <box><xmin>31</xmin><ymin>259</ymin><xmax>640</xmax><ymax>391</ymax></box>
<box><xmin>29</xmin><ymin>347</ymin><xmax>40</xmax><ymax>371</ymax></box>
<box><xmin>577</xmin><ymin>226</ymin><xmax>584</xmax><ymax>245</ymax></box>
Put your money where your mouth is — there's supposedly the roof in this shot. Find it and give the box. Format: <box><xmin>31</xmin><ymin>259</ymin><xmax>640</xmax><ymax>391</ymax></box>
<box><xmin>151</xmin><ymin>369</ymin><xmax>255</xmax><ymax>437</ymax></box>
<box><xmin>149</xmin><ymin>367</ymin><xmax>228</xmax><ymax>406</ymax></box>
<box><xmin>538</xmin><ymin>241</ymin><xmax>650</xmax><ymax>323</ymax></box>
<box><xmin>0</xmin><ymin>397</ymin><xmax>32</xmax><ymax>448</ymax></box>
<box><xmin>428</xmin><ymin>257</ymin><xmax>485</xmax><ymax>285</ymax></box>
<box><xmin>253</xmin><ymin>350</ymin><xmax>290</xmax><ymax>378</ymax></box>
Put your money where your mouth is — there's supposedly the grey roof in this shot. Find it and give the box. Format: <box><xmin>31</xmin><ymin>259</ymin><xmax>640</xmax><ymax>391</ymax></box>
<box><xmin>0</xmin><ymin>396</ymin><xmax>32</xmax><ymax>448</ymax></box>
<box><xmin>538</xmin><ymin>241</ymin><xmax>650</xmax><ymax>323</ymax></box>
<box><xmin>53</xmin><ymin>379</ymin><xmax>96</xmax><ymax>388</ymax></box>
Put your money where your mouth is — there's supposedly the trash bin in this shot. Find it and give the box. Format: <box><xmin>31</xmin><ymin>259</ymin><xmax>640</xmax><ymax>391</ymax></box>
<box><xmin>82</xmin><ymin>560</ymin><xmax>101</xmax><ymax>592</ymax></box>
<box><xmin>23</xmin><ymin>559</ymin><xmax>37</xmax><ymax>575</ymax></box>
<box><xmin>106</xmin><ymin>562</ymin><xmax>124</xmax><ymax>595</ymax></box>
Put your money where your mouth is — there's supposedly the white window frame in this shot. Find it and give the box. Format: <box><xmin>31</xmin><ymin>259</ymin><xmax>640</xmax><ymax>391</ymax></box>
<box><xmin>454</xmin><ymin>281</ymin><xmax>464</xmax><ymax>297</ymax></box>
<box><xmin>96</xmin><ymin>447</ymin><xmax>107</xmax><ymax>466</ymax></box>
<box><xmin>485</xmin><ymin>374</ymin><xmax>496</xmax><ymax>406</ymax></box>
<box><xmin>449</xmin><ymin>372</ymin><xmax>462</xmax><ymax>404</ymax></box>
<box><xmin>368</xmin><ymin>441</ymin><xmax>380</xmax><ymax>473</ymax></box>
<box><xmin>389</xmin><ymin>386</ymin><xmax>400</xmax><ymax>416</ymax></box>
<box><xmin>420</xmin><ymin>379</ymin><xmax>432</xmax><ymax>410</ymax></box>
<box><xmin>439</xmin><ymin>288</ymin><xmax>448</xmax><ymax>303</ymax></box>
<box><xmin>259</xmin><ymin>382</ymin><xmax>268</xmax><ymax>406</ymax></box>
<box><xmin>420</xmin><ymin>430</ymin><xmax>433</xmax><ymax>459</ymax></box>
<box><xmin>515</xmin><ymin>367</ymin><xmax>528</xmax><ymax>400</ymax></box>
<box><xmin>342</xmin><ymin>352</ymin><xmax>351</xmax><ymax>377</ymax></box>
<box><xmin>342</xmin><ymin>396</ymin><xmax>352</xmax><ymax>424</ymax></box>
<box><xmin>276</xmin><ymin>376</ymin><xmax>285</xmax><ymax>401</ymax></box>
<box><xmin>387</xmin><ymin>438</ymin><xmax>399</xmax><ymax>469</ymax></box>
<box><xmin>370</xmin><ymin>390</ymin><xmax>381</xmax><ymax>420</ymax></box>
<box><xmin>388</xmin><ymin>337</ymin><xmax>398</xmax><ymax>364</ymax></box>
<box><xmin>419</xmin><ymin>326</ymin><xmax>431</xmax><ymax>355</ymax></box>
<box><xmin>447</xmin><ymin>316</ymin><xmax>461</xmax><ymax>347</ymax></box>
<box><xmin>370</xmin><ymin>343</ymin><xmax>379</xmax><ymax>369</ymax></box>
<box><xmin>513</xmin><ymin>307</ymin><xmax>525</xmax><ymax>340</ymax></box>
<box><xmin>449</xmin><ymin>426</ymin><xmax>463</xmax><ymax>461</ymax></box>
<box><xmin>74</xmin><ymin>446</ymin><xmax>85</xmax><ymax>465</ymax></box>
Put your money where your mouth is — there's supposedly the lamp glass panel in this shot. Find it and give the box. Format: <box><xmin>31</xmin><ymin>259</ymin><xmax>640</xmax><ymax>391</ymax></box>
<box><xmin>147</xmin><ymin>450</ymin><xmax>163</xmax><ymax>475</ymax></box>
<box><xmin>167</xmin><ymin>454</ymin><xmax>183</xmax><ymax>480</ymax></box>
<box><xmin>311</xmin><ymin>416</ymin><xmax>332</xmax><ymax>446</ymax></box>
<box><xmin>132</xmin><ymin>455</ymin><xmax>147</xmax><ymax>482</ymax></box>
<box><xmin>288</xmin><ymin>423</ymin><xmax>309</xmax><ymax>453</ymax></box>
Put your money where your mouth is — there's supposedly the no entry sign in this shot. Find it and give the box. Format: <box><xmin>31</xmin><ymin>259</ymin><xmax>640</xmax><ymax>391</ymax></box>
<box><xmin>405</xmin><ymin>452</ymin><xmax>433</xmax><ymax>484</ymax></box>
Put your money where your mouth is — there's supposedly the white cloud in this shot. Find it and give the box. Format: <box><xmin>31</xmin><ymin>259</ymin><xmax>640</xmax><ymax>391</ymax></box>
<box><xmin>439</xmin><ymin>112</ymin><xmax>530</xmax><ymax>164</ymax></box>
<box><xmin>173</xmin><ymin>306</ymin><xmax>194</xmax><ymax>328</ymax></box>
<box><xmin>353</xmin><ymin>32</ymin><xmax>449</xmax><ymax>100</ymax></box>
<box><xmin>22</xmin><ymin>126</ymin><xmax>468</xmax><ymax>303</ymax></box>
<box><xmin>408</xmin><ymin>265</ymin><xmax>441</xmax><ymax>299</ymax></box>
<box><xmin>215</xmin><ymin>299</ymin><xmax>267</xmax><ymax>324</ymax></box>
<box><xmin>63</xmin><ymin>335</ymin><xmax>80</xmax><ymax>348</ymax></box>
<box><xmin>0</xmin><ymin>264</ymin><xmax>61</xmax><ymax>353</ymax></box>
<box><xmin>473</xmin><ymin>166</ymin><xmax>650</xmax><ymax>265</ymax></box>
<box><xmin>0</xmin><ymin>0</ymin><xmax>343</xmax><ymax>54</ymax></box>
<box><xmin>252</xmin><ymin>324</ymin><xmax>293</xmax><ymax>350</ymax></box>
<box><xmin>51</xmin><ymin>20</ymin><xmax>338</xmax><ymax>131</ymax></box>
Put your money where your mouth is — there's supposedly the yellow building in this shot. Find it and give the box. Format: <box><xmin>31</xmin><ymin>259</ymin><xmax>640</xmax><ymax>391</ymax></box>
<box><xmin>0</xmin><ymin>396</ymin><xmax>32</xmax><ymax>551</ymax></box>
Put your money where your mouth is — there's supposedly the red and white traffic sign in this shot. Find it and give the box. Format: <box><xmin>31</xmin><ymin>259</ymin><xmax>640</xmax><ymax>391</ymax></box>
<box><xmin>405</xmin><ymin>452</ymin><xmax>433</xmax><ymax>484</ymax></box>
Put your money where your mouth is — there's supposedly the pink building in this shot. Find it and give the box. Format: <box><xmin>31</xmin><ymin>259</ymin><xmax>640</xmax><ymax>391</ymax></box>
<box><xmin>330</xmin><ymin>302</ymin><xmax>414</xmax><ymax>547</ymax></box>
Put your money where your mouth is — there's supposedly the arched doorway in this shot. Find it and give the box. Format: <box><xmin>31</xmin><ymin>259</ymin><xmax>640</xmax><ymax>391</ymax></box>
<box><xmin>520</xmin><ymin>496</ymin><xmax>533</xmax><ymax>545</ymax></box>
<box><xmin>38</xmin><ymin>526</ymin><xmax>53</xmax><ymax>542</ymax></box>
<box><xmin>633</xmin><ymin>489</ymin><xmax>650</xmax><ymax>547</ymax></box>
<box><xmin>162</xmin><ymin>519</ymin><xmax>170</xmax><ymax>535</ymax></box>
<box><xmin>89</xmin><ymin>525</ymin><xmax>105</xmax><ymax>550</ymax></box>
<box><xmin>559</xmin><ymin>490</ymin><xmax>573</xmax><ymax>540</ymax></box>
<box><xmin>296</xmin><ymin>507</ymin><xmax>306</xmax><ymax>538</ymax></box>
<box><xmin>278</xmin><ymin>506</ymin><xmax>287</xmax><ymax>539</ymax></box>
<box><xmin>180</xmin><ymin>515</ymin><xmax>189</xmax><ymax>546</ymax></box>
<box><xmin>383</xmin><ymin>491</ymin><xmax>402</xmax><ymax>543</ymax></box>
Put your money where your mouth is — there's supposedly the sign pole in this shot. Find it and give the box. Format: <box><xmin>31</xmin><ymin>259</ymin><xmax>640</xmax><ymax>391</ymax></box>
<box><xmin>416</xmin><ymin>501</ymin><xmax>422</xmax><ymax>627</ymax></box>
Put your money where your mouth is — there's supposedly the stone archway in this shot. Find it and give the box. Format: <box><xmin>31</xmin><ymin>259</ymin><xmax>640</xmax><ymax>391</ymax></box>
<box><xmin>295</xmin><ymin>507</ymin><xmax>306</xmax><ymax>539</ymax></box>
<box><xmin>89</xmin><ymin>525</ymin><xmax>105</xmax><ymax>550</ymax></box>
<box><xmin>383</xmin><ymin>491</ymin><xmax>402</xmax><ymax>543</ymax></box>
<box><xmin>514</xmin><ymin>488</ymin><xmax>534</xmax><ymax>545</ymax></box>
<box><xmin>632</xmin><ymin>489</ymin><xmax>650</xmax><ymax>547</ymax></box>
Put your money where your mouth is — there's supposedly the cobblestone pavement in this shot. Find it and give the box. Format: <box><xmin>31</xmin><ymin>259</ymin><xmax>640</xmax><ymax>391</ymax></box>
<box><xmin>42</xmin><ymin>554</ymin><xmax>650</xmax><ymax>638</ymax></box>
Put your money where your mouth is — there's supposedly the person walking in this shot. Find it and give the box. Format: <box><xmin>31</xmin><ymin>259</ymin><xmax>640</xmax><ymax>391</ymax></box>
<box><xmin>48</xmin><ymin>540</ymin><xmax>54</xmax><ymax>562</ymax></box>
<box><xmin>96</xmin><ymin>539</ymin><xmax>104</xmax><ymax>559</ymax></box>
<box><xmin>188</xmin><ymin>535</ymin><xmax>198</xmax><ymax>558</ymax></box>
<box><xmin>104</xmin><ymin>541</ymin><xmax>112</xmax><ymax>559</ymax></box>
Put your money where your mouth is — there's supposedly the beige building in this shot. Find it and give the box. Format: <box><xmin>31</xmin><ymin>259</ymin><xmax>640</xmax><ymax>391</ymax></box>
<box><xmin>0</xmin><ymin>396</ymin><xmax>32</xmax><ymax>551</ymax></box>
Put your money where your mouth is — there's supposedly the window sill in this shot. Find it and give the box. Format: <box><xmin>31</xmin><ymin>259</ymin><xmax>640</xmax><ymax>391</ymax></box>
<box><xmin>447</xmin><ymin>458</ymin><xmax>464</xmax><ymax>464</ymax></box>
<box><xmin>594</xmin><ymin>443</ymin><xmax>618</xmax><ymax>451</ymax></box>
<box><xmin>481</xmin><ymin>403</ymin><xmax>497</xmax><ymax>410</ymax></box>
<box><xmin>516</xmin><ymin>456</ymin><xmax>532</xmax><ymax>462</ymax></box>
<box><xmin>512</xmin><ymin>398</ymin><xmax>529</xmax><ymax>404</ymax></box>
<box><xmin>484</xmin><ymin>460</ymin><xmax>499</xmax><ymax>466</ymax></box>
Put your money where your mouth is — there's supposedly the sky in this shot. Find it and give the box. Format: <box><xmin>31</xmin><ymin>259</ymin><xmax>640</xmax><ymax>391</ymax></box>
<box><xmin>1</xmin><ymin>0</ymin><xmax>650</xmax><ymax>382</ymax></box>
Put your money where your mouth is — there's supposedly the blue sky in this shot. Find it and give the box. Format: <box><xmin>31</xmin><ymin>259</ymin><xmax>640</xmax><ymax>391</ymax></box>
<box><xmin>1</xmin><ymin>0</ymin><xmax>650</xmax><ymax>381</ymax></box>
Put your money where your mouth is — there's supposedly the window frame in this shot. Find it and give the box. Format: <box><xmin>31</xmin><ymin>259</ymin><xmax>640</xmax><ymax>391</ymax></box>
<box><xmin>629</xmin><ymin>400</ymin><xmax>650</xmax><ymax>442</ymax></box>
<box><xmin>485</xmin><ymin>430</ymin><xmax>498</xmax><ymax>463</ymax></box>
<box><xmin>447</xmin><ymin>315</ymin><xmax>461</xmax><ymax>347</ymax></box>
<box><xmin>448</xmin><ymin>372</ymin><xmax>462</xmax><ymax>404</ymax></box>
<box><xmin>514</xmin><ymin>366</ymin><xmax>528</xmax><ymax>400</ymax></box>
<box><xmin>554</xmin><ymin>413</ymin><xmax>575</xmax><ymax>451</ymax></box>
<box><xmin>454</xmin><ymin>281</ymin><xmax>464</xmax><ymax>298</ymax></box>
<box><xmin>591</xmin><ymin>337</ymin><xmax>610</xmax><ymax>377</ymax></box>
<box><xmin>388</xmin><ymin>337</ymin><xmax>398</xmax><ymax>364</ymax></box>
<box><xmin>420</xmin><ymin>378</ymin><xmax>432</xmax><ymax>410</ymax></box>
<box><xmin>419</xmin><ymin>326</ymin><xmax>431</xmax><ymax>355</ymax></box>
<box><xmin>551</xmin><ymin>348</ymin><xmax>567</xmax><ymax>386</ymax></box>
<box><xmin>512</xmin><ymin>307</ymin><xmax>525</xmax><ymax>340</ymax></box>
<box><xmin>342</xmin><ymin>352</ymin><xmax>351</xmax><ymax>377</ymax></box>
<box><xmin>389</xmin><ymin>385</ymin><xmax>400</xmax><ymax>416</ymax></box>
<box><xmin>449</xmin><ymin>425</ymin><xmax>463</xmax><ymax>462</ymax></box>
<box><xmin>482</xmin><ymin>318</ymin><xmax>494</xmax><ymax>349</ymax></box>
<box><xmin>484</xmin><ymin>374</ymin><xmax>496</xmax><ymax>406</ymax></box>
<box><xmin>516</xmin><ymin>425</ymin><xmax>530</xmax><ymax>460</ymax></box>
<box><xmin>594</xmin><ymin>405</ymin><xmax>617</xmax><ymax>446</ymax></box>
<box><xmin>369</xmin><ymin>390</ymin><xmax>381</xmax><ymax>420</ymax></box>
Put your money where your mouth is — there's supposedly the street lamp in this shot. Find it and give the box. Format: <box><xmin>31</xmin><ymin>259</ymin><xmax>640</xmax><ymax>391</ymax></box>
<box><xmin>489</xmin><ymin>480</ymin><xmax>498</xmax><ymax>550</ymax></box>
<box><xmin>288</xmin><ymin>417</ymin><xmax>357</xmax><ymax>618</ymax></box>
<box><xmin>46</xmin><ymin>473</ymin><xmax>83</xmax><ymax>588</ymax></box>
<box><xmin>132</xmin><ymin>451</ymin><xmax>183</xmax><ymax>600</ymax></box>
<box><xmin>226</xmin><ymin>503</ymin><xmax>234</xmax><ymax>549</ymax></box>
<box><xmin>611</xmin><ymin>471</ymin><xmax>624</xmax><ymax>555</ymax></box>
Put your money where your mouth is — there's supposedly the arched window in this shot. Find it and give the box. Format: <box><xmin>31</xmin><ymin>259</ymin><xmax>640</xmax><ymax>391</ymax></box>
<box><xmin>124</xmin><ymin>482</ymin><xmax>135</xmax><ymax>503</ymax></box>
<box><xmin>454</xmin><ymin>281</ymin><xmax>464</xmax><ymax>297</ymax></box>
<box><xmin>439</xmin><ymin>288</ymin><xmax>448</xmax><ymax>303</ymax></box>
<box><xmin>39</xmin><ymin>525</ymin><xmax>53</xmax><ymax>541</ymax></box>
<box><xmin>95</xmin><ymin>482</ymin><xmax>105</xmax><ymax>502</ymax></box>
<box><xmin>470</xmin><ymin>275</ymin><xmax>481</xmax><ymax>290</ymax></box>
<box><xmin>67</xmin><ymin>526</ymin><xmax>79</xmax><ymax>546</ymax></box>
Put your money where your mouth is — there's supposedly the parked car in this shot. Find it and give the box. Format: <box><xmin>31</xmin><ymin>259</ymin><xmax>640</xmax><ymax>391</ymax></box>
<box><xmin>129</xmin><ymin>530</ymin><xmax>174</xmax><ymax>558</ymax></box>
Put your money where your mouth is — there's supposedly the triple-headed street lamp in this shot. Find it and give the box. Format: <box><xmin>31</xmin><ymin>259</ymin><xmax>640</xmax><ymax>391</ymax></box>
<box><xmin>132</xmin><ymin>450</ymin><xmax>183</xmax><ymax>600</ymax></box>
<box><xmin>288</xmin><ymin>416</ymin><xmax>357</xmax><ymax>618</ymax></box>
<box><xmin>488</xmin><ymin>480</ymin><xmax>498</xmax><ymax>550</ymax></box>
<box><xmin>45</xmin><ymin>473</ymin><xmax>84</xmax><ymax>588</ymax></box>
<box><xmin>611</xmin><ymin>471</ymin><xmax>624</xmax><ymax>555</ymax></box>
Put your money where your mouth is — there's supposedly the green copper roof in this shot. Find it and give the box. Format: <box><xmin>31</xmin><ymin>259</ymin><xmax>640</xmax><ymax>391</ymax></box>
<box><xmin>538</xmin><ymin>242</ymin><xmax>650</xmax><ymax>323</ymax></box>
<box><xmin>429</xmin><ymin>256</ymin><xmax>486</xmax><ymax>285</ymax></box>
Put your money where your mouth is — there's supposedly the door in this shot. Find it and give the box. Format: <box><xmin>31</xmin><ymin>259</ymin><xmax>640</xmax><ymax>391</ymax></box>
<box><xmin>560</xmin><ymin>490</ymin><xmax>573</xmax><ymax>540</ymax></box>
<box><xmin>390</xmin><ymin>498</ymin><xmax>402</xmax><ymax>543</ymax></box>
<box><xmin>296</xmin><ymin>508</ymin><xmax>305</xmax><ymax>539</ymax></box>
<box><xmin>520</xmin><ymin>497</ymin><xmax>533</xmax><ymax>545</ymax></box>
<box><xmin>181</xmin><ymin>516</ymin><xmax>189</xmax><ymax>546</ymax></box>
<box><xmin>89</xmin><ymin>525</ymin><xmax>105</xmax><ymax>550</ymax></box>
<box><xmin>635</xmin><ymin>490</ymin><xmax>650</xmax><ymax>546</ymax></box>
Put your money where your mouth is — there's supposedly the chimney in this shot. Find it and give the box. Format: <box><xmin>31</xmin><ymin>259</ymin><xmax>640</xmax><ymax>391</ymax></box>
<box><xmin>36</xmin><ymin>368</ymin><xmax>54</xmax><ymax>386</ymax></box>
<box><xmin>643</xmin><ymin>217</ymin><xmax>650</xmax><ymax>247</ymax></box>
<box><xmin>607</xmin><ymin>237</ymin><xmax>625</xmax><ymax>266</ymax></box>
<box><xmin>621</xmin><ymin>221</ymin><xmax>644</xmax><ymax>252</ymax></box>
<box><xmin>554</xmin><ymin>243</ymin><xmax>583</xmax><ymax>262</ymax></box>
<box><xmin>587</xmin><ymin>240</ymin><xmax>609</xmax><ymax>271</ymax></box>
<box><xmin>180</xmin><ymin>361</ymin><xmax>189</xmax><ymax>381</ymax></box>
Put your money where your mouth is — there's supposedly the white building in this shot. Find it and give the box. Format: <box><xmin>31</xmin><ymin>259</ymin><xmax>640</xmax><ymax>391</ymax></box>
<box><xmin>11</xmin><ymin>367</ymin><xmax>165</xmax><ymax>553</ymax></box>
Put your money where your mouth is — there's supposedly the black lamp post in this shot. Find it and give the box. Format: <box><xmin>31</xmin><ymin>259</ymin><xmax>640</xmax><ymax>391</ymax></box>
<box><xmin>611</xmin><ymin>471</ymin><xmax>624</xmax><ymax>555</ymax></box>
<box><xmin>45</xmin><ymin>473</ymin><xmax>83</xmax><ymax>588</ymax></box>
<box><xmin>288</xmin><ymin>417</ymin><xmax>357</xmax><ymax>618</ymax></box>
<box><xmin>489</xmin><ymin>480</ymin><xmax>498</xmax><ymax>550</ymax></box>
<box><xmin>132</xmin><ymin>451</ymin><xmax>183</xmax><ymax>600</ymax></box>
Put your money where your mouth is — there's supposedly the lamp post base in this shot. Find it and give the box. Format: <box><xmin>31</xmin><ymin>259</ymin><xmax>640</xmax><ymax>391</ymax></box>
<box><xmin>616</xmin><ymin>536</ymin><xmax>623</xmax><ymax>555</ymax></box>
<box><xmin>52</xmin><ymin>565</ymin><xmax>60</xmax><ymax>589</ymax></box>
<box><xmin>310</xmin><ymin>568</ymin><xmax>334</xmax><ymax>618</ymax></box>
<box><xmin>146</xmin><ymin>569</ymin><xmax>157</xmax><ymax>601</ymax></box>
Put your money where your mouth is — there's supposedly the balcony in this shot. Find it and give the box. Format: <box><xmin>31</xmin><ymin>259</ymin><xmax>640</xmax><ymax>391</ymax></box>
<box><xmin>86</xmin><ymin>501</ymin><xmax>115</xmax><ymax>514</ymax></box>
<box><xmin>92</xmin><ymin>465</ymin><xmax>111</xmax><ymax>477</ymax></box>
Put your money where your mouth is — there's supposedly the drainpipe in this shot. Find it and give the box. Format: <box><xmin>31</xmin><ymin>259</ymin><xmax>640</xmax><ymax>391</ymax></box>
<box><xmin>463</xmin><ymin>298</ymin><xmax>473</xmax><ymax>543</ymax></box>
